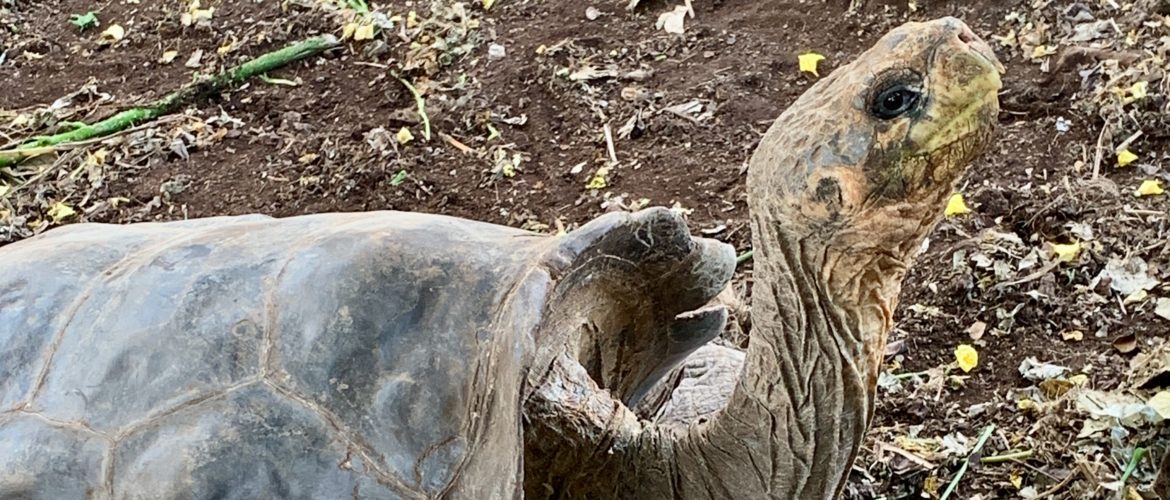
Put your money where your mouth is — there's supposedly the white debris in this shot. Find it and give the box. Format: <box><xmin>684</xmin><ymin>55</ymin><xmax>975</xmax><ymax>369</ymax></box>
<box><xmin>1019</xmin><ymin>357</ymin><xmax>1071</xmax><ymax>381</ymax></box>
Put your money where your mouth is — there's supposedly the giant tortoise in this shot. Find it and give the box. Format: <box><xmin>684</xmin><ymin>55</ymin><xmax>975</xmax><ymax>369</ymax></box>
<box><xmin>0</xmin><ymin>16</ymin><xmax>1002</xmax><ymax>500</ymax></box>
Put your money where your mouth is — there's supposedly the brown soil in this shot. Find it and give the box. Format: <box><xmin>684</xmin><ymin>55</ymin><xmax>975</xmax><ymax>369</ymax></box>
<box><xmin>3</xmin><ymin>0</ymin><xmax>1169</xmax><ymax>498</ymax></box>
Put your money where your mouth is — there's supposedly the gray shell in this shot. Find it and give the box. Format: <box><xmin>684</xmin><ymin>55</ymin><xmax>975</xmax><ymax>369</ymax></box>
<box><xmin>0</xmin><ymin>208</ymin><xmax>734</xmax><ymax>499</ymax></box>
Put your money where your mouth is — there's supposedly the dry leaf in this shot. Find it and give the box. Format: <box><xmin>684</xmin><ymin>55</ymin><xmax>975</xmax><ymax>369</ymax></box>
<box><xmin>482</xmin><ymin>0</ymin><xmax>496</xmax><ymax>10</ymax></box>
<box><xmin>1156</xmin><ymin>298</ymin><xmax>1170</xmax><ymax>321</ymax></box>
<box><xmin>798</xmin><ymin>52</ymin><xmax>826</xmax><ymax>76</ymax></box>
<box><xmin>99</xmin><ymin>24</ymin><xmax>125</xmax><ymax>45</ymax></box>
<box><xmin>1040</xmin><ymin>379</ymin><xmax>1074</xmax><ymax>399</ymax></box>
<box><xmin>656</xmin><ymin>5</ymin><xmax>689</xmax><ymax>34</ymax></box>
<box><xmin>159</xmin><ymin>49</ymin><xmax>179</xmax><ymax>64</ymax></box>
<box><xmin>1148</xmin><ymin>391</ymin><xmax>1170</xmax><ymax>420</ymax></box>
<box><xmin>944</xmin><ymin>193</ymin><xmax>971</xmax><ymax>217</ymax></box>
<box><xmin>966</xmin><ymin>321</ymin><xmax>987</xmax><ymax>340</ymax></box>
<box><xmin>955</xmin><ymin>344</ymin><xmax>978</xmax><ymax>372</ymax></box>
<box><xmin>1114</xmin><ymin>333</ymin><xmax>1138</xmax><ymax>354</ymax></box>
<box><xmin>1061</xmin><ymin>330</ymin><xmax>1084</xmax><ymax>342</ymax></box>
<box><xmin>185</xmin><ymin>49</ymin><xmax>203</xmax><ymax>68</ymax></box>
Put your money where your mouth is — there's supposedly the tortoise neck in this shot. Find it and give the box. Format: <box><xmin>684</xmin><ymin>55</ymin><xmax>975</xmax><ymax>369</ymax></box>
<box><xmin>696</xmin><ymin>207</ymin><xmax>886</xmax><ymax>499</ymax></box>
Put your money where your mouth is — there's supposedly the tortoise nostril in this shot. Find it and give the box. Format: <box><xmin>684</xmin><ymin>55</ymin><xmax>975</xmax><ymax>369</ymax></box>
<box><xmin>957</xmin><ymin>25</ymin><xmax>977</xmax><ymax>45</ymax></box>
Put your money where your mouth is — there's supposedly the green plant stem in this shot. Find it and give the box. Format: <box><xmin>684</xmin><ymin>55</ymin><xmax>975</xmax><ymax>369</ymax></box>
<box><xmin>736</xmin><ymin>249</ymin><xmax>754</xmax><ymax>264</ymax></box>
<box><xmin>1117</xmin><ymin>447</ymin><xmax>1146</xmax><ymax>499</ymax></box>
<box><xmin>397</xmin><ymin>76</ymin><xmax>431</xmax><ymax>141</ymax></box>
<box><xmin>0</xmin><ymin>35</ymin><xmax>340</xmax><ymax>168</ymax></box>
<box><xmin>940</xmin><ymin>424</ymin><xmax>995</xmax><ymax>500</ymax></box>
<box><xmin>981</xmin><ymin>450</ymin><xmax>1032</xmax><ymax>464</ymax></box>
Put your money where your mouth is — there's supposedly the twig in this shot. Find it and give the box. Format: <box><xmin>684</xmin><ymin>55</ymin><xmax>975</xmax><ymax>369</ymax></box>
<box><xmin>939</xmin><ymin>424</ymin><xmax>995</xmax><ymax>500</ymax></box>
<box><xmin>603</xmin><ymin>124</ymin><xmax>617</xmax><ymax>165</ymax></box>
<box><xmin>1115</xmin><ymin>130</ymin><xmax>1143</xmax><ymax>154</ymax></box>
<box><xmin>876</xmin><ymin>442</ymin><xmax>937</xmax><ymax>470</ymax></box>
<box><xmin>892</xmin><ymin>369</ymin><xmax>930</xmax><ymax>380</ymax></box>
<box><xmin>991</xmin><ymin>258</ymin><xmax>1061</xmax><ymax>292</ymax></box>
<box><xmin>1091</xmin><ymin>124</ymin><xmax>1107</xmax><ymax>180</ymax></box>
<box><xmin>981</xmin><ymin>450</ymin><xmax>1033</xmax><ymax>464</ymax></box>
<box><xmin>1032</xmin><ymin>468</ymin><xmax>1080</xmax><ymax>500</ymax></box>
<box><xmin>1117</xmin><ymin>447</ymin><xmax>1147</xmax><ymax>500</ymax></box>
<box><xmin>438</xmin><ymin>132</ymin><xmax>472</xmax><ymax>153</ymax></box>
<box><xmin>397</xmin><ymin>77</ymin><xmax>431</xmax><ymax>141</ymax></box>
<box><xmin>0</xmin><ymin>35</ymin><xmax>340</xmax><ymax>168</ymax></box>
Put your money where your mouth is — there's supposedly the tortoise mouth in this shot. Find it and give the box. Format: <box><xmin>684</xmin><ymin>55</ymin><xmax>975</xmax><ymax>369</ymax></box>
<box><xmin>922</xmin><ymin>87</ymin><xmax>999</xmax><ymax>154</ymax></box>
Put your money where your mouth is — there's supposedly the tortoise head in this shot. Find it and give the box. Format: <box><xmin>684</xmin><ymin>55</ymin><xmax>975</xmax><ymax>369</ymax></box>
<box><xmin>746</xmin><ymin>16</ymin><xmax>1002</xmax><ymax>361</ymax></box>
<box><xmin>750</xmin><ymin>15</ymin><xmax>1001</xmax><ymax>261</ymax></box>
<box><xmin>750</xmin><ymin>16</ymin><xmax>1002</xmax><ymax>230</ymax></box>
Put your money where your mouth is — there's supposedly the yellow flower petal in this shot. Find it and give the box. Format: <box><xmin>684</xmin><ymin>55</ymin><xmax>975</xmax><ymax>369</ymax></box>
<box><xmin>1130</xmin><ymin>81</ymin><xmax>1148</xmax><ymax>100</ymax></box>
<box><xmin>954</xmin><ymin>344</ymin><xmax>978</xmax><ymax>373</ymax></box>
<box><xmin>342</xmin><ymin>22</ymin><xmax>357</xmax><ymax>40</ymax></box>
<box><xmin>1030</xmin><ymin>44</ymin><xmax>1056</xmax><ymax>59</ymax></box>
<box><xmin>47</xmin><ymin>202</ymin><xmax>77</xmax><ymax>222</ymax></box>
<box><xmin>944</xmin><ymin>193</ymin><xmax>971</xmax><ymax>217</ymax></box>
<box><xmin>586</xmin><ymin>167</ymin><xmax>609</xmax><ymax>190</ymax></box>
<box><xmin>354</xmin><ymin>24</ymin><xmax>375</xmax><ymax>41</ymax></box>
<box><xmin>482</xmin><ymin>0</ymin><xmax>496</xmax><ymax>10</ymax></box>
<box><xmin>396</xmin><ymin>127</ymin><xmax>414</xmax><ymax>144</ymax></box>
<box><xmin>1050</xmin><ymin>241</ymin><xmax>1081</xmax><ymax>262</ymax></box>
<box><xmin>85</xmin><ymin>148</ymin><xmax>108</xmax><ymax>167</ymax></box>
<box><xmin>798</xmin><ymin>52</ymin><xmax>825</xmax><ymax>76</ymax></box>
<box><xmin>1135</xmin><ymin>179</ymin><xmax>1164</xmax><ymax>197</ymax></box>
<box><xmin>1117</xmin><ymin>149</ymin><xmax>1138</xmax><ymax>167</ymax></box>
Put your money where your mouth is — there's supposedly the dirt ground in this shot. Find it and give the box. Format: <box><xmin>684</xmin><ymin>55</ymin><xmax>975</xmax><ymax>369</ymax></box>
<box><xmin>3</xmin><ymin>0</ymin><xmax>1170</xmax><ymax>498</ymax></box>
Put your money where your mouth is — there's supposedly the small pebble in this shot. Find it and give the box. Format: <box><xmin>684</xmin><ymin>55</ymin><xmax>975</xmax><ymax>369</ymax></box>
<box><xmin>585</xmin><ymin>6</ymin><xmax>601</xmax><ymax>20</ymax></box>
<box><xmin>1055</xmin><ymin>116</ymin><xmax>1070</xmax><ymax>133</ymax></box>
<box><xmin>488</xmin><ymin>43</ymin><xmax>506</xmax><ymax>60</ymax></box>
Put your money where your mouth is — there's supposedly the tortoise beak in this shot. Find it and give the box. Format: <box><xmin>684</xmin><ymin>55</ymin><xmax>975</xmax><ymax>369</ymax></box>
<box><xmin>956</xmin><ymin>22</ymin><xmax>1005</xmax><ymax>74</ymax></box>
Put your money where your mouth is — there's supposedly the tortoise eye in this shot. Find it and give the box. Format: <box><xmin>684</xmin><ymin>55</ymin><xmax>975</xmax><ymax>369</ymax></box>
<box><xmin>871</xmin><ymin>85</ymin><xmax>922</xmax><ymax>120</ymax></box>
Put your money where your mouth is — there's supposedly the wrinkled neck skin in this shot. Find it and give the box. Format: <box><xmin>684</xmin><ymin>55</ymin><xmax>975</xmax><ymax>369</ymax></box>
<box><xmin>682</xmin><ymin>201</ymin><xmax>925</xmax><ymax>499</ymax></box>
<box><xmin>677</xmin><ymin>125</ymin><xmax>957</xmax><ymax>498</ymax></box>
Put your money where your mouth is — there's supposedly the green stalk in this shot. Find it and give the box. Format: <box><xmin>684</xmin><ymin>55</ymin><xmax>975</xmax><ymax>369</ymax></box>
<box><xmin>940</xmin><ymin>424</ymin><xmax>995</xmax><ymax>500</ymax></box>
<box><xmin>397</xmin><ymin>76</ymin><xmax>431</xmax><ymax>141</ymax></box>
<box><xmin>0</xmin><ymin>35</ymin><xmax>340</xmax><ymax>168</ymax></box>
<box><xmin>980</xmin><ymin>449</ymin><xmax>1032</xmax><ymax>464</ymax></box>
<box><xmin>1117</xmin><ymin>447</ymin><xmax>1146</xmax><ymax>500</ymax></box>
